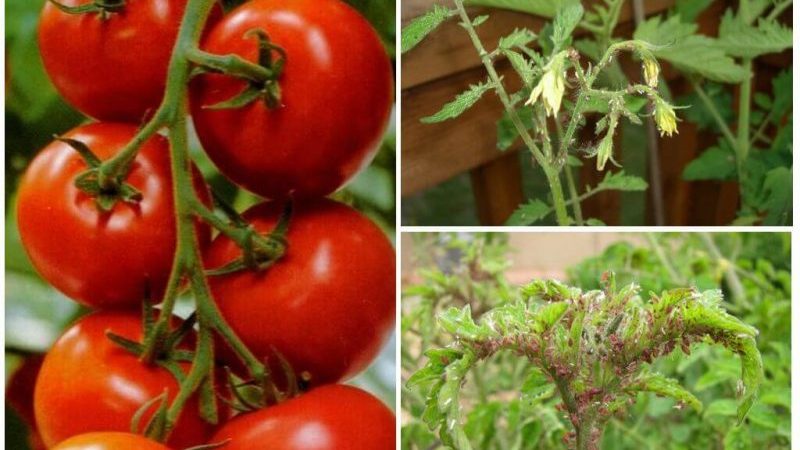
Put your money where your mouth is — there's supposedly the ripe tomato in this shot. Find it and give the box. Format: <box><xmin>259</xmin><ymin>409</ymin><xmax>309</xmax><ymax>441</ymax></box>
<box><xmin>190</xmin><ymin>0</ymin><xmax>394</xmax><ymax>199</ymax></box>
<box><xmin>38</xmin><ymin>0</ymin><xmax>220</xmax><ymax>121</ymax></box>
<box><xmin>52</xmin><ymin>432</ymin><xmax>171</xmax><ymax>450</ymax></box>
<box><xmin>204</xmin><ymin>199</ymin><xmax>395</xmax><ymax>385</ymax></box>
<box><xmin>17</xmin><ymin>123</ymin><xmax>209</xmax><ymax>308</ymax></box>
<box><xmin>209</xmin><ymin>385</ymin><xmax>395</xmax><ymax>449</ymax></box>
<box><xmin>33</xmin><ymin>312</ymin><xmax>215</xmax><ymax>448</ymax></box>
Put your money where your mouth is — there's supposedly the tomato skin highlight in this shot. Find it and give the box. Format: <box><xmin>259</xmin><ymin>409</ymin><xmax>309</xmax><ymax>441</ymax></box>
<box><xmin>204</xmin><ymin>198</ymin><xmax>395</xmax><ymax>385</ymax></box>
<box><xmin>33</xmin><ymin>312</ymin><xmax>215</xmax><ymax>449</ymax></box>
<box><xmin>209</xmin><ymin>385</ymin><xmax>395</xmax><ymax>449</ymax></box>
<box><xmin>190</xmin><ymin>0</ymin><xmax>394</xmax><ymax>199</ymax></box>
<box><xmin>38</xmin><ymin>0</ymin><xmax>220</xmax><ymax>121</ymax></box>
<box><xmin>16</xmin><ymin>123</ymin><xmax>209</xmax><ymax>308</ymax></box>
<box><xmin>51</xmin><ymin>432</ymin><xmax>172</xmax><ymax>450</ymax></box>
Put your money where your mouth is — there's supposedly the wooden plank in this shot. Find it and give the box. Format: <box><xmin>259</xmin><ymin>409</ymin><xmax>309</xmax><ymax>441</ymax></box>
<box><xmin>470</xmin><ymin>151</ymin><xmax>524</xmax><ymax>225</ymax></box>
<box><xmin>401</xmin><ymin>0</ymin><xmax>676</xmax><ymax>89</ymax></box>
<box><xmin>401</xmin><ymin>62</ymin><xmax>521</xmax><ymax>195</ymax></box>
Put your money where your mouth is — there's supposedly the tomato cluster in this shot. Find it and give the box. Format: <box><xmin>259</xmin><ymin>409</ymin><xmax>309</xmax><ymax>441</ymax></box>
<box><xmin>15</xmin><ymin>0</ymin><xmax>396</xmax><ymax>448</ymax></box>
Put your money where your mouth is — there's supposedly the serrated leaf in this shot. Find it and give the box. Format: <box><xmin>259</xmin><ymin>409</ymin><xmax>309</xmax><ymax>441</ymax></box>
<box><xmin>503</xmin><ymin>50</ymin><xmax>534</xmax><ymax>85</ymax></box>
<box><xmin>505</xmin><ymin>199</ymin><xmax>551</xmax><ymax>225</ymax></box>
<box><xmin>402</xmin><ymin>5</ymin><xmax>451</xmax><ymax>53</ymax></box>
<box><xmin>532</xmin><ymin>302</ymin><xmax>568</xmax><ymax>333</ymax></box>
<box><xmin>682</xmin><ymin>145</ymin><xmax>737</xmax><ymax>181</ymax></box>
<box><xmin>470</xmin><ymin>15</ymin><xmax>489</xmax><ymax>27</ymax></box>
<box><xmin>717</xmin><ymin>11</ymin><xmax>793</xmax><ymax>58</ymax></box>
<box><xmin>498</xmin><ymin>28</ymin><xmax>537</xmax><ymax>50</ymax></box>
<box><xmin>634</xmin><ymin>15</ymin><xmax>747</xmax><ymax>83</ymax></box>
<box><xmin>438</xmin><ymin>306</ymin><xmax>493</xmax><ymax>340</ymax></box>
<box><xmin>596</xmin><ymin>171</ymin><xmax>648</xmax><ymax>192</ymax></box>
<box><xmin>761</xmin><ymin>167</ymin><xmax>791</xmax><ymax>226</ymax></box>
<box><xmin>421</xmin><ymin>81</ymin><xmax>492</xmax><ymax>123</ymax></box>
<box><xmin>550</xmin><ymin>3</ymin><xmax>583</xmax><ymax>52</ymax></box>
<box><xmin>632</xmin><ymin>372</ymin><xmax>702</xmax><ymax>413</ymax></box>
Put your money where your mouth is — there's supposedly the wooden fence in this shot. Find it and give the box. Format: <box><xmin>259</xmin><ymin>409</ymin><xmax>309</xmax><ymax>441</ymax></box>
<box><xmin>400</xmin><ymin>0</ymin><xmax>790</xmax><ymax>225</ymax></box>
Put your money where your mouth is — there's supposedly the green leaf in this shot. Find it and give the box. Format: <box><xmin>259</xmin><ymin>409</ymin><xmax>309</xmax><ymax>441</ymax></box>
<box><xmin>470</xmin><ymin>15</ymin><xmax>489</xmax><ymax>27</ymax></box>
<box><xmin>503</xmin><ymin>50</ymin><xmax>534</xmax><ymax>85</ymax></box>
<box><xmin>498</xmin><ymin>28</ymin><xmax>537</xmax><ymax>50</ymax></box>
<box><xmin>675</xmin><ymin>0</ymin><xmax>714</xmax><ymax>22</ymax></box>
<box><xmin>596</xmin><ymin>171</ymin><xmax>649</xmax><ymax>192</ymax></box>
<box><xmin>464</xmin><ymin>0</ymin><xmax>578</xmax><ymax>18</ymax></box>
<box><xmin>532</xmin><ymin>302</ymin><xmax>568</xmax><ymax>333</ymax></box>
<box><xmin>550</xmin><ymin>3</ymin><xmax>583</xmax><ymax>52</ymax></box>
<box><xmin>682</xmin><ymin>145</ymin><xmax>738</xmax><ymax>181</ymax></box>
<box><xmin>634</xmin><ymin>15</ymin><xmax>747</xmax><ymax>83</ymax></box>
<box><xmin>724</xmin><ymin>426</ymin><xmax>751</xmax><ymax>450</ymax></box>
<box><xmin>421</xmin><ymin>81</ymin><xmax>492</xmax><ymax>123</ymax></box>
<box><xmin>632</xmin><ymin>372</ymin><xmax>703</xmax><ymax>413</ymax></box>
<box><xmin>401</xmin><ymin>5</ymin><xmax>451</xmax><ymax>53</ymax></box>
<box><xmin>506</xmin><ymin>199</ymin><xmax>551</xmax><ymax>225</ymax></box>
<box><xmin>585</xmin><ymin>218</ymin><xmax>606</xmax><ymax>226</ymax></box>
<box><xmin>717</xmin><ymin>11</ymin><xmax>793</xmax><ymax>58</ymax></box>
<box><xmin>496</xmin><ymin>107</ymin><xmax>534</xmax><ymax>151</ymax></box>
<box><xmin>761</xmin><ymin>167</ymin><xmax>791</xmax><ymax>226</ymax></box>
<box><xmin>704</xmin><ymin>399</ymin><xmax>738</xmax><ymax>419</ymax></box>
<box><xmin>438</xmin><ymin>306</ymin><xmax>493</xmax><ymax>340</ymax></box>
<box><xmin>521</xmin><ymin>368</ymin><xmax>554</xmax><ymax>404</ymax></box>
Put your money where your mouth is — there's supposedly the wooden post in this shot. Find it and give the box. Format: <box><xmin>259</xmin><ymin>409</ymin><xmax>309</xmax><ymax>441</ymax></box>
<box><xmin>469</xmin><ymin>151</ymin><xmax>524</xmax><ymax>225</ymax></box>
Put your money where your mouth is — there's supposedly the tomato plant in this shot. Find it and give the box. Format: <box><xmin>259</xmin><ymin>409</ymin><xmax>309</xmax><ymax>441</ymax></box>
<box><xmin>16</xmin><ymin>122</ymin><xmax>209</xmax><ymax>308</ymax></box>
<box><xmin>38</xmin><ymin>0</ymin><xmax>220</xmax><ymax>122</ymax></box>
<box><xmin>190</xmin><ymin>0</ymin><xmax>394</xmax><ymax>199</ymax></box>
<box><xmin>210</xmin><ymin>384</ymin><xmax>395</xmax><ymax>449</ymax></box>
<box><xmin>205</xmin><ymin>198</ymin><xmax>395</xmax><ymax>385</ymax></box>
<box><xmin>51</xmin><ymin>432</ymin><xmax>171</xmax><ymax>450</ymax></box>
<box><xmin>8</xmin><ymin>0</ymin><xmax>395</xmax><ymax>448</ymax></box>
<box><xmin>34</xmin><ymin>312</ymin><xmax>214</xmax><ymax>449</ymax></box>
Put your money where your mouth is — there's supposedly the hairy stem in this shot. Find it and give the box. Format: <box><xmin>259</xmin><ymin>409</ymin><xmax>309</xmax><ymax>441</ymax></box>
<box><xmin>452</xmin><ymin>0</ymin><xmax>571</xmax><ymax>225</ymax></box>
<box><xmin>688</xmin><ymin>79</ymin><xmax>738</xmax><ymax>151</ymax></box>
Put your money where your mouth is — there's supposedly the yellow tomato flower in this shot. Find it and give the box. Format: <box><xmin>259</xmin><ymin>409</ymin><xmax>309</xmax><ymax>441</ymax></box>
<box><xmin>526</xmin><ymin>52</ymin><xmax>567</xmax><ymax>117</ymax></box>
<box><xmin>654</xmin><ymin>98</ymin><xmax>679</xmax><ymax>137</ymax></box>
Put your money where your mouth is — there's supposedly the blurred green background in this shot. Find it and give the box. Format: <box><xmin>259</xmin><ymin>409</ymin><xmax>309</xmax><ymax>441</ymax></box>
<box><xmin>5</xmin><ymin>1</ymin><xmax>396</xmax><ymax>448</ymax></box>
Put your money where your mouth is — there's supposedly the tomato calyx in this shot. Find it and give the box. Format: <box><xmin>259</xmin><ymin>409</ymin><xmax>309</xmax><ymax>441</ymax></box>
<box><xmin>47</xmin><ymin>0</ymin><xmax>125</xmax><ymax>20</ymax></box>
<box><xmin>56</xmin><ymin>135</ymin><xmax>143</xmax><ymax>212</ymax></box>
<box><xmin>206</xmin><ymin>201</ymin><xmax>292</xmax><ymax>276</ymax></box>
<box><xmin>191</xmin><ymin>29</ymin><xmax>287</xmax><ymax>110</ymax></box>
<box><xmin>222</xmin><ymin>348</ymin><xmax>308</xmax><ymax>413</ymax></box>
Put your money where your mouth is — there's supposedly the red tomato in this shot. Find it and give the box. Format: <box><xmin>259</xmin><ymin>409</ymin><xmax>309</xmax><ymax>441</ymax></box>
<box><xmin>51</xmin><ymin>432</ymin><xmax>171</xmax><ymax>450</ymax></box>
<box><xmin>190</xmin><ymin>0</ymin><xmax>394</xmax><ymax>199</ymax></box>
<box><xmin>204</xmin><ymin>199</ymin><xmax>395</xmax><ymax>385</ymax></box>
<box><xmin>34</xmin><ymin>311</ymin><xmax>214</xmax><ymax>449</ymax></box>
<box><xmin>38</xmin><ymin>0</ymin><xmax>220</xmax><ymax>121</ymax></box>
<box><xmin>17</xmin><ymin>123</ymin><xmax>209</xmax><ymax>308</ymax></box>
<box><xmin>209</xmin><ymin>385</ymin><xmax>395</xmax><ymax>449</ymax></box>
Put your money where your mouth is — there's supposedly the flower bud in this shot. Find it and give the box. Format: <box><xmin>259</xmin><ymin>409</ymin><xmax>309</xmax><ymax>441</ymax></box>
<box><xmin>642</xmin><ymin>56</ymin><xmax>660</xmax><ymax>88</ymax></box>
<box><xmin>654</xmin><ymin>98</ymin><xmax>679</xmax><ymax>137</ymax></box>
<box><xmin>526</xmin><ymin>52</ymin><xmax>567</xmax><ymax>117</ymax></box>
<box><xmin>596</xmin><ymin>128</ymin><xmax>615</xmax><ymax>171</ymax></box>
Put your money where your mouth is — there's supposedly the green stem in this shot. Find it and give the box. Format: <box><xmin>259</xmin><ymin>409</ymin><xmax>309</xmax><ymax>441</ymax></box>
<box><xmin>555</xmin><ymin>119</ymin><xmax>584</xmax><ymax>224</ymax></box>
<box><xmin>128</xmin><ymin>0</ymin><xmax>271</xmax><ymax>439</ymax></box>
<box><xmin>688</xmin><ymin>78</ymin><xmax>738</xmax><ymax>151</ymax></box>
<box><xmin>699</xmin><ymin>233</ymin><xmax>748</xmax><ymax>308</ymax></box>
<box><xmin>576</xmin><ymin>407</ymin><xmax>599</xmax><ymax>450</ymax></box>
<box><xmin>736</xmin><ymin>58</ymin><xmax>753</xmax><ymax>195</ymax></box>
<box><xmin>452</xmin><ymin>0</ymin><xmax>571</xmax><ymax>225</ymax></box>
